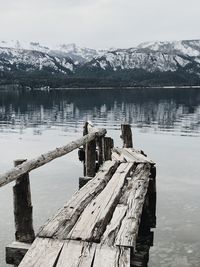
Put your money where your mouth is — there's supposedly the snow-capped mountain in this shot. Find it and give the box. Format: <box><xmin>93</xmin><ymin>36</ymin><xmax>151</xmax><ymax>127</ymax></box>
<box><xmin>137</xmin><ymin>40</ymin><xmax>200</xmax><ymax>57</ymax></box>
<box><xmin>0</xmin><ymin>46</ymin><xmax>74</xmax><ymax>74</ymax></box>
<box><xmin>0</xmin><ymin>39</ymin><xmax>200</xmax><ymax>87</ymax></box>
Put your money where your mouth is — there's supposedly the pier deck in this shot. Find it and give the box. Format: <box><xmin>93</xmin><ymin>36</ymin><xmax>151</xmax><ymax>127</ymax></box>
<box><xmin>2</xmin><ymin>123</ymin><xmax>156</xmax><ymax>267</ymax></box>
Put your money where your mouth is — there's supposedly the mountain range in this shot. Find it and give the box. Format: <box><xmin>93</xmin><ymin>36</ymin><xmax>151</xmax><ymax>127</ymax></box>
<box><xmin>0</xmin><ymin>39</ymin><xmax>200</xmax><ymax>88</ymax></box>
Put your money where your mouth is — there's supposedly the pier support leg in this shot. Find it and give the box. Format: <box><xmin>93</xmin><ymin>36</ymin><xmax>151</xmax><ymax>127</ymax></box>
<box><xmin>104</xmin><ymin>137</ymin><xmax>114</xmax><ymax>161</ymax></box>
<box><xmin>6</xmin><ymin>160</ymin><xmax>35</xmax><ymax>265</ymax></box>
<box><xmin>13</xmin><ymin>159</ymin><xmax>35</xmax><ymax>243</ymax></box>
<box><xmin>121</xmin><ymin>123</ymin><xmax>133</xmax><ymax>148</ymax></box>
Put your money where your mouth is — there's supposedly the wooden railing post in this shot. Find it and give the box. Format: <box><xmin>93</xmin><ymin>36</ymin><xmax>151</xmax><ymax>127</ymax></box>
<box><xmin>103</xmin><ymin>137</ymin><xmax>114</xmax><ymax>161</ymax></box>
<box><xmin>13</xmin><ymin>159</ymin><xmax>35</xmax><ymax>243</ymax></box>
<box><xmin>121</xmin><ymin>123</ymin><xmax>133</xmax><ymax>148</ymax></box>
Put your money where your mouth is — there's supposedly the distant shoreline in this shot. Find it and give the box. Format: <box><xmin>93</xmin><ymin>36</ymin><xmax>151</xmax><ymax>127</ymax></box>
<box><xmin>42</xmin><ymin>85</ymin><xmax>200</xmax><ymax>90</ymax></box>
<box><xmin>1</xmin><ymin>85</ymin><xmax>200</xmax><ymax>91</ymax></box>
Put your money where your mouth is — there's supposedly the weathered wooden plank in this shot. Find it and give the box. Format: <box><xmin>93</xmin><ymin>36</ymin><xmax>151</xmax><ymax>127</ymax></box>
<box><xmin>13</xmin><ymin>159</ymin><xmax>35</xmax><ymax>243</ymax></box>
<box><xmin>115</xmin><ymin>164</ymin><xmax>151</xmax><ymax>248</ymax></box>
<box><xmin>38</xmin><ymin>160</ymin><xmax>118</xmax><ymax>239</ymax></box>
<box><xmin>0</xmin><ymin>128</ymin><xmax>106</xmax><ymax>188</ymax></box>
<box><xmin>93</xmin><ymin>244</ymin><xmax>130</xmax><ymax>267</ymax></box>
<box><xmin>68</xmin><ymin>162</ymin><xmax>135</xmax><ymax>242</ymax></box>
<box><xmin>113</xmin><ymin>148</ymin><xmax>154</xmax><ymax>164</ymax></box>
<box><xmin>101</xmin><ymin>205</ymin><xmax>127</xmax><ymax>246</ymax></box>
<box><xmin>112</xmin><ymin>151</ymin><xmax>126</xmax><ymax>162</ymax></box>
<box><xmin>6</xmin><ymin>241</ymin><xmax>31</xmax><ymax>265</ymax></box>
<box><xmin>121</xmin><ymin>123</ymin><xmax>133</xmax><ymax>148</ymax></box>
<box><xmin>56</xmin><ymin>240</ymin><xmax>96</xmax><ymax>267</ymax></box>
<box><xmin>19</xmin><ymin>238</ymin><xmax>63</xmax><ymax>267</ymax></box>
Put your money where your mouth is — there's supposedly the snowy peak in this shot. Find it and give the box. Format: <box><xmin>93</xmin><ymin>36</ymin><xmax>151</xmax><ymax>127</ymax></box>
<box><xmin>0</xmin><ymin>39</ymin><xmax>200</xmax><ymax>86</ymax></box>
<box><xmin>137</xmin><ymin>40</ymin><xmax>200</xmax><ymax>57</ymax></box>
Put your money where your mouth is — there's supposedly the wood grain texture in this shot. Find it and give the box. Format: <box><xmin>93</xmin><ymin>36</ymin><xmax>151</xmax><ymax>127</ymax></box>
<box><xmin>38</xmin><ymin>160</ymin><xmax>118</xmax><ymax>239</ymax></box>
<box><xmin>113</xmin><ymin>148</ymin><xmax>155</xmax><ymax>164</ymax></box>
<box><xmin>13</xmin><ymin>160</ymin><xmax>35</xmax><ymax>243</ymax></box>
<box><xmin>68</xmin><ymin>162</ymin><xmax>135</xmax><ymax>242</ymax></box>
<box><xmin>101</xmin><ymin>204</ymin><xmax>127</xmax><ymax>246</ymax></box>
<box><xmin>0</xmin><ymin>128</ymin><xmax>106</xmax><ymax>188</ymax></box>
<box><xmin>18</xmin><ymin>238</ymin><xmax>63</xmax><ymax>267</ymax></box>
<box><xmin>93</xmin><ymin>244</ymin><xmax>130</xmax><ymax>267</ymax></box>
<box><xmin>115</xmin><ymin>163</ymin><xmax>151</xmax><ymax>248</ymax></box>
<box><xmin>56</xmin><ymin>241</ymin><xmax>96</xmax><ymax>267</ymax></box>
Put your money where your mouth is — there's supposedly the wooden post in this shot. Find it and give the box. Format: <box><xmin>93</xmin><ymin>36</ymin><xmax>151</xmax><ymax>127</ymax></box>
<box><xmin>148</xmin><ymin>165</ymin><xmax>157</xmax><ymax>228</ymax></box>
<box><xmin>13</xmin><ymin>159</ymin><xmax>35</xmax><ymax>243</ymax></box>
<box><xmin>104</xmin><ymin>137</ymin><xmax>114</xmax><ymax>161</ymax></box>
<box><xmin>83</xmin><ymin>122</ymin><xmax>96</xmax><ymax>178</ymax></box>
<box><xmin>121</xmin><ymin>123</ymin><xmax>133</xmax><ymax>148</ymax></box>
<box><xmin>85</xmin><ymin>140</ymin><xmax>96</xmax><ymax>177</ymax></box>
<box><xmin>97</xmin><ymin>136</ymin><xmax>104</xmax><ymax>167</ymax></box>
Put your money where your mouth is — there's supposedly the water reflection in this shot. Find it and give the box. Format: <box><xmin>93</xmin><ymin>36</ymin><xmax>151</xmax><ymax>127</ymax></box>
<box><xmin>0</xmin><ymin>89</ymin><xmax>199</xmax><ymax>136</ymax></box>
<box><xmin>0</xmin><ymin>88</ymin><xmax>199</xmax><ymax>136</ymax></box>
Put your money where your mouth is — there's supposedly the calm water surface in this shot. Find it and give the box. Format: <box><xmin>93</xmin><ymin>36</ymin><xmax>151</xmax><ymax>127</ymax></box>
<box><xmin>0</xmin><ymin>88</ymin><xmax>200</xmax><ymax>267</ymax></box>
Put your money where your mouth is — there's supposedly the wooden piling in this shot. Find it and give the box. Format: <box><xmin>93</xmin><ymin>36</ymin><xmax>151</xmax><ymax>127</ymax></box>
<box><xmin>121</xmin><ymin>123</ymin><xmax>133</xmax><ymax>148</ymax></box>
<box><xmin>13</xmin><ymin>159</ymin><xmax>35</xmax><ymax>243</ymax></box>
<box><xmin>104</xmin><ymin>137</ymin><xmax>114</xmax><ymax>161</ymax></box>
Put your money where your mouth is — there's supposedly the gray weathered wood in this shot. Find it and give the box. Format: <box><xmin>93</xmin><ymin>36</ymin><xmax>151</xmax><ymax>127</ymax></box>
<box><xmin>93</xmin><ymin>244</ymin><xmax>130</xmax><ymax>267</ymax></box>
<box><xmin>0</xmin><ymin>128</ymin><xmax>106</xmax><ymax>188</ymax></box>
<box><xmin>121</xmin><ymin>123</ymin><xmax>133</xmax><ymax>148</ymax></box>
<box><xmin>38</xmin><ymin>160</ymin><xmax>118</xmax><ymax>239</ymax></box>
<box><xmin>113</xmin><ymin>148</ymin><xmax>155</xmax><ymax>164</ymax></box>
<box><xmin>97</xmin><ymin>136</ymin><xmax>104</xmax><ymax>167</ymax></box>
<box><xmin>85</xmin><ymin>139</ymin><xmax>96</xmax><ymax>177</ymax></box>
<box><xmin>6</xmin><ymin>241</ymin><xmax>31</xmax><ymax>265</ymax></box>
<box><xmin>115</xmin><ymin>164</ymin><xmax>151</xmax><ymax>248</ymax></box>
<box><xmin>79</xmin><ymin>176</ymin><xmax>92</xmax><ymax>189</ymax></box>
<box><xmin>56</xmin><ymin>240</ymin><xmax>96</xmax><ymax>267</ymax></box>
<box><xmin>68</xmin><ymin>162</ymin><xmax>135</xmax><ymax>242</ymax></box>
<box><xmin>13</xmin><ymin>159</ymin><xmax>35</xmax><ymax>244</ymax></box>
<box><xmin>19</xmin><ymin>238</ymin><xmax>63</xmax><ymax>267</ymax></box>
<box><xmin>104</xmin><ymin>137</ymin><xmax>114</xmax><ymax>161</ymax></box>
<box><xmin>101</xmin><ymin>204</ymin><xmax>127</xmax><ymax>246</ymax></box>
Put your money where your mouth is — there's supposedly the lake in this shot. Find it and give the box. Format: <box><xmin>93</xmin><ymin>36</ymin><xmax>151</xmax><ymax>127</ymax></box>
<box><xmin>0</xmin><ymin>88</ymin><xmax>200</xmax><ymax>267</ymax></box>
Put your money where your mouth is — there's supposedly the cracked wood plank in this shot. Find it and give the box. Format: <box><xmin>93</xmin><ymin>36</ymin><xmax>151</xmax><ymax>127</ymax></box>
<box><xmin>56</xmin><ymin>240</ymin><xmax>96</xmax><ymax>267</ymax></box>
<box><xmin>19</xmin><ymin>238</ymin><xmax>63</xmax><ymax>267</ymax></box>
<box><xmin>93</xmin><ymin>244</ymin><xmax>130</xmax><ymax>267</ymax></box>
<box><xmin>38</xmin><ymin>160</ymin><xmax>118</xmax><ymax>239</ymax></box>
<box><xmin>68</xmin><ymin>162</ymin><xmax>135</xmax><ymax>242</ymax></box>
<box><xmin>115</xmin><ymin>163</ymin><xmax>151</xmax><ymax>248</ymax></box>
<box><xmin>113</xmin><ymin>148</ymin><xmax>154</xmax><ymax>164</ymax></box>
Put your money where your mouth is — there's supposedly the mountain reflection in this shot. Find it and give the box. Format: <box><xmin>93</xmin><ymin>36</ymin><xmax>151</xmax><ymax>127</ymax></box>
<box><xmin>0</xmin><ymin>88</ymin><xmax>199</xmax><ymax>136</ymax></box>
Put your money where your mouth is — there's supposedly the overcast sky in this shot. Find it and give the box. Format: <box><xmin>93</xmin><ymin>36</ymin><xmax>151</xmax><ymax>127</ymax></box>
<box><xmin>0</xmin><ymin>0</ymin><xmax>199</xmax><ymax>48</ymax></box>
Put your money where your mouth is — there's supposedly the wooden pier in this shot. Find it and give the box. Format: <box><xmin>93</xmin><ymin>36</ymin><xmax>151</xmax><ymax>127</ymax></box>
<box><xmin>0</xmin><ymin>123</ymin><xmax>156</xmax><ymax>267</ymax></box>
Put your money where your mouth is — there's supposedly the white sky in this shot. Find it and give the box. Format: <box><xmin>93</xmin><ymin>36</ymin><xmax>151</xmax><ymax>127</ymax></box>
<box><xmin>0</xmin><ymin>0</ymin><xmax>199</xmax><ymax>48</ymax></box>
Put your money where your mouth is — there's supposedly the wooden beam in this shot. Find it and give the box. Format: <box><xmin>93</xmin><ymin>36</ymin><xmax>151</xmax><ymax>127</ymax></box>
<box><xmin>0</xmin><ymin>128</ymin><xmax>106</xmax><ymax>188</ymax></box>
<box><xmin>6</xmin><ymin>241</ymin><xmax>31</xmax><ymax>265</ymax></box>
